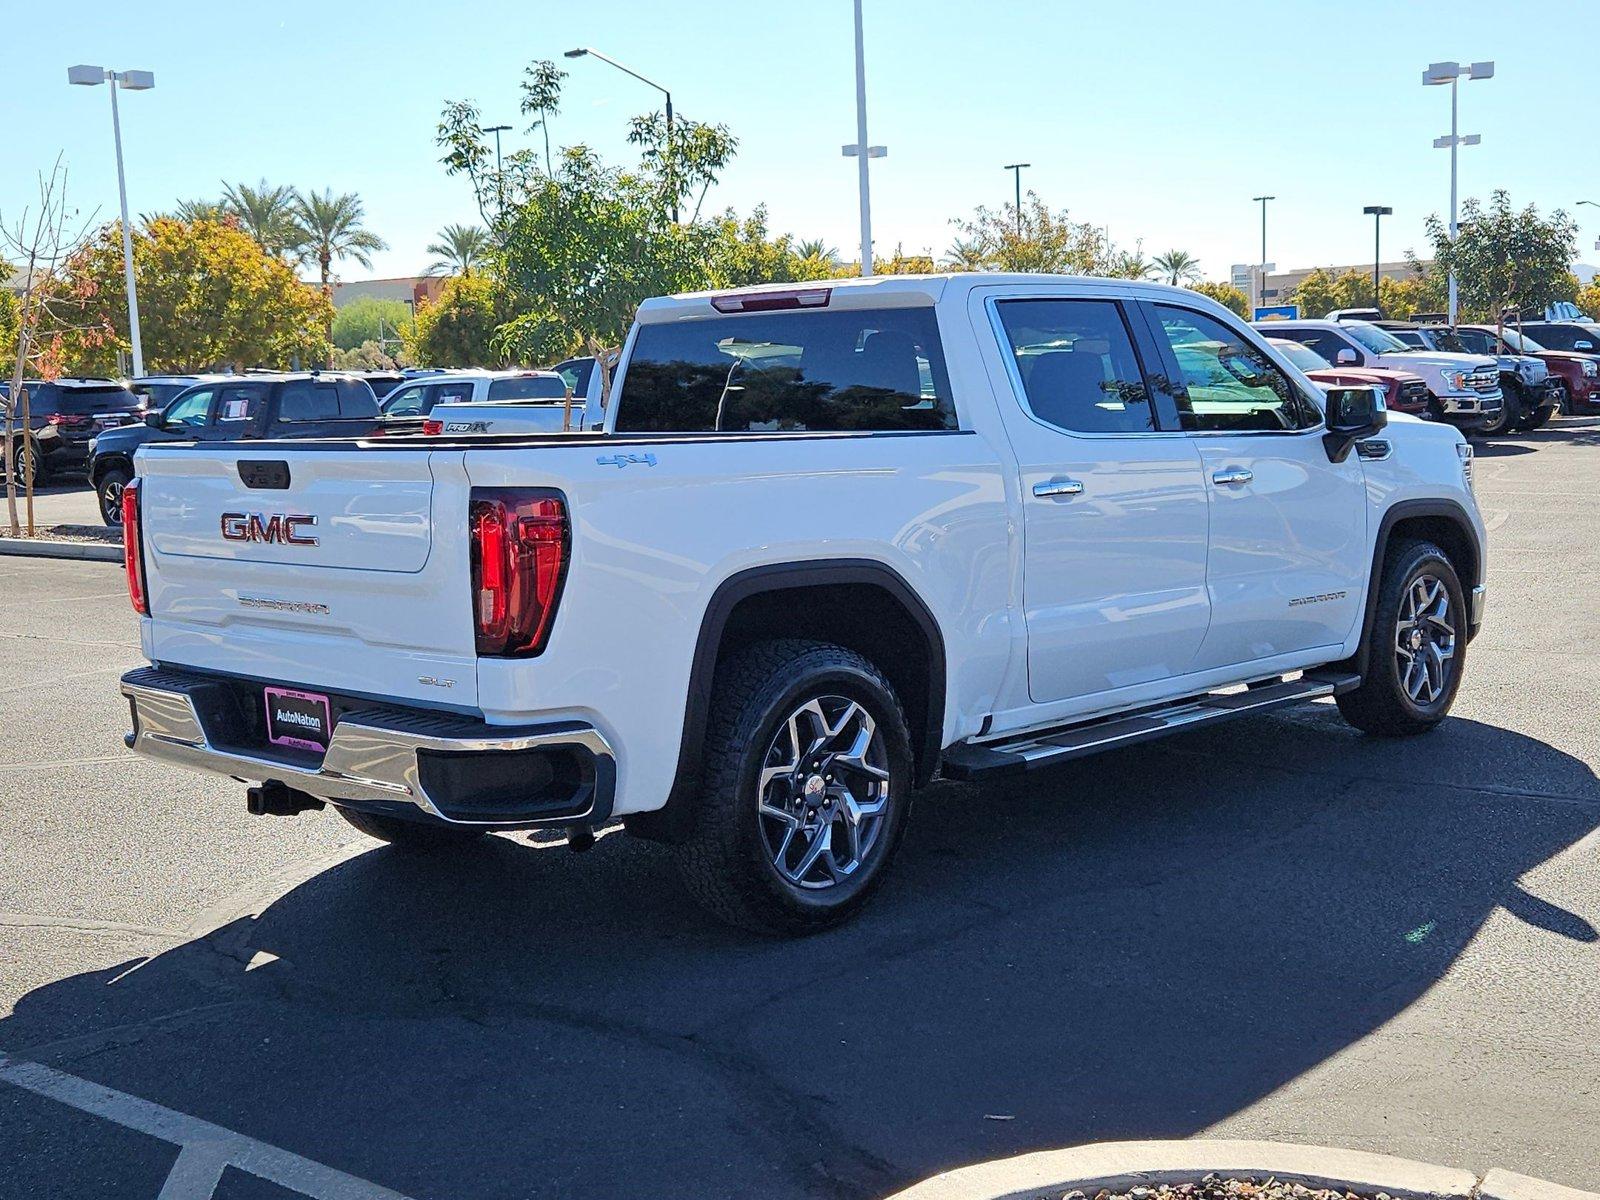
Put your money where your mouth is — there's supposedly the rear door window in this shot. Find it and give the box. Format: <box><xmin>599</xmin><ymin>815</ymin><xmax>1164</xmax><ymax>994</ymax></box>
<box><xmin>213</xmin><ymin>384</ymin><xmax>266</xmax><ymax>427</ymax></box>
<box><xmin>615</xmin><ymin>306</ymin><xmax>957</xmax><ymax>433</ymax></box>
<box><xmin>430</xmin><ymin>381</ymin><xmax>475</xmax><ymax>408</ymax></box>
<box><xmin>53</xmin><ymin>385</ymin><xmax>139</xmax><ymax>414</ymax></box>
<box><xmin>277</xmin><ymin>382</ymin><xmax>341</xmax><ymax>422</ymax></box>
<box><xmin>336</xmin><ymin>381</ymin><xmax>379</xmax><ymax>418</ymax></box>
<box><xmin>993</xmin><ymin>298</ymin><xmax>1157</xmax><ymax>434</ymax></box>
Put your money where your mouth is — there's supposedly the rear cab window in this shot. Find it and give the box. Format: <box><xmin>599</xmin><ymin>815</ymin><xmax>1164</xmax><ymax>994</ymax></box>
<box><xmin>487</xmin><ymin>375</ymin><xmax>568</xmax><ymax>402</ymax></box>
<box><xmin>213</xmin><ymin>384</ymin><xmax>267</xmax><ymax>427</ymax></box>
<box><xmin>276</xmin><ymin>382</ymin><xmax>341</xmax><ymax>422</ymax></box>
<box><xmin>53</xmin><ymin>384</ymin><xmax>140</xmax><ymax>415</ymax></box>
<box><xmin>615</xmin><ymin>307</ymin><xmax>957</xmax><ymax>433</ymax></box>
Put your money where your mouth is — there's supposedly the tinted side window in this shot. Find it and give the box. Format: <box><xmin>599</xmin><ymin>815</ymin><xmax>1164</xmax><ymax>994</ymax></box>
<box><xmin>994</xmin><ymin>299</ymin><xmax>1155</xmax><ymax>434</ymax></box>
<box><xmin>165</xmin><ymin>389</ymin><xmax>214</xmax><ymax>427</ymax></box>
<box><xmin>488</xmin><ymin>375</ymin><xmax>568</xmax><ymax>401</ymax></box>
<box><xmin>381</xmin><ymin>384</ymin><xmax>429</xmax><ymax>417</ymax></box>
<box><xmin>1153</xmin><ymin>305</ymin><xmax>1321</xmax><ymax>433</ymax></box>
<box><xmin>337</xmin><ymin>382</ymin><xmax>379</xmax><ymax>418</ymax></box>
<box><xmin>615</xmin><ymin>306</ymin><xmax>957</xmax><ymax>434</ymax></box>
<box><xmin>431</xmin><ymin>381</ymin><xmax>475</xmax><ymax>407</ymax></box>
<box><xmin>277</xmin><ymin>382</ymin><xmax>341</xmax><ymax>422</ymax></box>
<box><xmin>1454</xmin><ymin>329</ymin><xmax>1491</xmax><ymax>354</ymax></box>
<box><xmin>214</xmin><ymin>385</ymin><xmax>266</xmax><ymax>426</ymax></box>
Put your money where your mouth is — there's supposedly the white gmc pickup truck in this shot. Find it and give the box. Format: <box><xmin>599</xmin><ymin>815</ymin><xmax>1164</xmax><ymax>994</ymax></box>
<box><xmin>119</xmin><ymin>274</ymin><xmax>1487</xmax><ymax>933</ymax></box>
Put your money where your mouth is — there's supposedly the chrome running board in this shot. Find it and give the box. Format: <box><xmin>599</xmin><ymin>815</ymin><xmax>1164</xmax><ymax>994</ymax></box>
<box><xmin>941</xmin><ymin>672</ymin><xmax>1358</xmax><ymax>781</ymax></box>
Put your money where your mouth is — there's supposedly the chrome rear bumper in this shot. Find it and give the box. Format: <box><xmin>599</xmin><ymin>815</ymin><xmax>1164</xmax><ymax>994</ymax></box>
<box><xmin>120</xmin><ymin>666</ymin><xmax>614</xmax><ymax>828</ymax></box>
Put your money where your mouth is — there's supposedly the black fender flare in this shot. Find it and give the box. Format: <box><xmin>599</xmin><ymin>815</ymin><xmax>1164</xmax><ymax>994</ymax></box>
<box><xmin>90</xmin><ymin>452</ymin><xmax>134</xmax><ymax>489</ymax></box>
<box><xmin>1349</xmin><ymin>498</ymin><xmax>1482</xmax><ymax>676</ymax></box>
<box><xmin>627</xmin><ymin>558</ymin><xmax>947</xmax><ymax>843</ymax></box>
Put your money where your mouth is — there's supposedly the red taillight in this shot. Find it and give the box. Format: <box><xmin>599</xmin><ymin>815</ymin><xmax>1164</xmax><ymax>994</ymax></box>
<box><xmin>422</xmin><ymin>419</ymin><xmax>443</xmax><ymax>436</ymax></box>
<box><xmin>469</xmin><ymin>488</ymin><xmax>568</xmax><ymax>656</ymax></box>
<box><xmin>122</xmin><ymin>478</ymin><xmax>148</xmax><ymax>615</ymax></box>
<box><xmin>48</xmin><ymin>413</ymin><xmax>91</xmax><ymax>428</ymax></box>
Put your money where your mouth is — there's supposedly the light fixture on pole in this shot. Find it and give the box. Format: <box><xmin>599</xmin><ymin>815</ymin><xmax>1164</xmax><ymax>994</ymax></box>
<box><xmin>1363</xmin><ymin>206</ymin><xmax>1393</xmax><ymax>310</ymax></box>
<box><xmin>484</xmin><ymin>124</ymin><xmax>511</xmax><ymax>173</ymax></box>
<box><xmin>1252</xmin><ymin>195</ymin><xmax>1275</xmax><ymax>312</ymax></box>
<box><xmin>1424</xmin><ymin>59</ymin><xmax>1493</xmax><ymax>326</ymax></box>
<box><xmin>840</xmin><ymin>0</ymin><xmax>886</xmax><ymax>276</ymax></box>
<box><xmin>68</xmin><ymin>64</ymin><xmax>153</xmax><ymax>377</ymax></box>
<box><xmin>566</xmin><ymin>47</ymin><xmax>677</xmax><ymax>222</ymax></box>
<box><xmin>1003</xmin><ymin>163</ymin><xmax>1030</xmax><ymax>238</ymax></box>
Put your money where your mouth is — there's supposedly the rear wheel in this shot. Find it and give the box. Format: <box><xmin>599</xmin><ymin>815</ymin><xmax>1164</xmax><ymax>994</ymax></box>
<box><xmin>336</xmin><ymin>807</ymin><xmax>487</xmax><ymax>850</ymax></box>
<box><xmin>1336</xmin><ymin>539</ymin><xmax>1466</xmax><ymax>737</ymax></box>
<box><xmin>97</xmin><ymin>467</ymin><xmax>132</xmax><ymax>525</ymax></box>
<box><xmin>673</xmin><ymin>638</ymin><xmax>913</xmax><ymax>935</ymax></box>
<box><xmin>9</xmin><ymin>439</ymin><xmax>42</xmax><ymax>489</ymax></box>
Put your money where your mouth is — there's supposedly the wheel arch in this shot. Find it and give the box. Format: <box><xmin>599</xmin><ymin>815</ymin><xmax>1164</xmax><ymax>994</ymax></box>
<box><xmin>1347</xmin><ymin>498</ymin><xmax>1482</xmax><ymax>677</ymax></box>
<box><xmin>625</xmin><ymin>558</ymin><xmax>947</xmax><ymax>844</ymax></box>
<box><xmin>90</xmin><ymin>452</ymin><xmax>134</xmax><ymax>489</ymax></box>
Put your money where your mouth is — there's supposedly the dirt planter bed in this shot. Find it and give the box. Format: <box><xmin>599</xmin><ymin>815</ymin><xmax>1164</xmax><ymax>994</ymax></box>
<box><xmin>884</xmin><ymin>1140</ymin><xmax>1599</xmax><ymax>1200</ymax></box>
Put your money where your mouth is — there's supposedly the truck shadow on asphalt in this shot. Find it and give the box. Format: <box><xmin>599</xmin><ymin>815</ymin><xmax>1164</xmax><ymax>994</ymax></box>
<box><xmin>4</xmin><ymin>706</ymin><xmax>1597</xmax><ymax>1200</ymax></box>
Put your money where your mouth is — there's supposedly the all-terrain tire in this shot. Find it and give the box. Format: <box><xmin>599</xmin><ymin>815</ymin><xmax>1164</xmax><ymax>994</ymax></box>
<box><xmin>1336</xmin><ymin>539</ymin><xmax>1467</xmax><ymax>737</ymax></box>
<box><xmin>672</xmin><ymin>638</ymin><xmax>913</xmax><ymax>935</ymax></box>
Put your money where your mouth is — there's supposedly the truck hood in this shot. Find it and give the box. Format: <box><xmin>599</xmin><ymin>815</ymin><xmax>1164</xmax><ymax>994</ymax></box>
<box><xmin>1374</xmin><ymin>351</ymin><xmax>1497</xmax><ymax>373</ymax></box>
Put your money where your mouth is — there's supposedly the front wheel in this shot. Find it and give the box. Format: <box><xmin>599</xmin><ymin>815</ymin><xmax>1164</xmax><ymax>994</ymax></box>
<box><xmin>1477</xmin><ymin>388</ymin><xmax>1516</xmax><ymax>436</ymax></box>
<box><xmin>673</xmin><ymin>639</ymin><xmax>913</xmax><ymax>935</ymax></box>
<box><xmin>1515</xmin><ymin>404</ymin><xmax>1554</xmax><ymax>432</ymax></box>
<box><xmin>97</xmin><ymin>467</ymin><xmax>132</xmax><ymax>525</ymax></box>
<box><xmin>1336</xmin><ymin>539</ymin><xmax>1466</xmax><ymax>737</ymax></box>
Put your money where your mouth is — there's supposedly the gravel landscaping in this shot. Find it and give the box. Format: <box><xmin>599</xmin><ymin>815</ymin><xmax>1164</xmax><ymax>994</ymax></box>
<box><xmin>1059</xmin><ymin>1178</ymin><xmax>1409</xmax><ymax>1200</ymax></box>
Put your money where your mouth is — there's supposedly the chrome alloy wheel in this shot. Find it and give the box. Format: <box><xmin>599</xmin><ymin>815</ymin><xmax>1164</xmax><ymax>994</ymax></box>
<box><xmin>1395</xmin><ymin>574</ymin><xmax>1456</xmax><ymax>706</ymax></box>
<box><xmin>757</xmin><ymin>695</ymin><xmax>891</xmax><ymax>890</ymax></box>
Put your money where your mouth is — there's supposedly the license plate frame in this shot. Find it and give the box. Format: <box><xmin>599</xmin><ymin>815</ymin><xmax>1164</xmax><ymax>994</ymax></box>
<box><xmin>263</xmin><ymin>686</ymin><xmax>333</xmax><ymax>752</ymax></box>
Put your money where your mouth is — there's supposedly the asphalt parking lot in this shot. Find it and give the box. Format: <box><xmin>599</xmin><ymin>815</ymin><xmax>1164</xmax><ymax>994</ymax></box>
<box><xmin>2</xmin><ymin>418</ymin><xmax>1598</xmax><ymax>1200</ymax></box>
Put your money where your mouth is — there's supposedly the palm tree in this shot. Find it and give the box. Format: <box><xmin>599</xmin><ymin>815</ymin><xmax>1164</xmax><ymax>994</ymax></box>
<box><xmin>290</xmin><ymin>188</ymin><xmax>387</xmax><ymax>294</ymax></box>
<box><xmin>425</xmin><ymin>224</ymin><xmax>489</xmax><ymax>276</ymax></box>
<box><xmin>221</xmin><ymin>180</ymin><xmax>299</xmax><ymax>257</ymax></box>
<box><xmin>1108</xmin><ymin>250</ymin><xmax>1156</xmax><ymax>280</ymax></box>
<box><xmin>795</xmin><ymin>238</ymin><xmax>834</xmax><ymax>264</ymax></box>
<box><xmin>942</xmin><ymin>236</ymin><xmax>989</xmax><ymax>272</ymax></box>
<box><xmin>174</xmin><ymin>198</ymin><xmax>227</xmax><ymax>223</ymax></box>
<box><xmin>1152</xmin><ymin>248</ymin><xmax>1202</xmax><ymax>286</ymax></box>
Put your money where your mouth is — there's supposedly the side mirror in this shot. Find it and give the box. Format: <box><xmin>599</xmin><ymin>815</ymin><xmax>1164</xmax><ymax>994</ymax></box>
<box><xmin>1335</xmin><ymin>347</ymin><xmax>1360</xmax><ymax>365</ymax></box>
<box><xmin>144</xmin><ymin>410</ymin><xmax>167</xmax><ymax>429</ymax></box>
<box><xmin>1323</xmin><ymin>385</ymin><xmax>1387</xmax><ymax>462</ymax></box>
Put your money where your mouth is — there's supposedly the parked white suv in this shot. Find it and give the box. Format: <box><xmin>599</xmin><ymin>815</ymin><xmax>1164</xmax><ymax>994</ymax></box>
<box><xmin>118</xmin><ymin>275</ymin><xmax>1486</xmax><ymax>933</ymax></box>
<box><xmin>1256</xmin><ymin>318</ymin><xmax>1501</xmax><ymax>433</ymax></box>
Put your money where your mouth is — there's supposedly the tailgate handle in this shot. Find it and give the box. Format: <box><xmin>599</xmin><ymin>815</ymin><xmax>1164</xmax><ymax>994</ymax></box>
<box><xmin>239</xmin><ymin>460</ymin><xmax>291</xmax><ymax>490</ymax></box>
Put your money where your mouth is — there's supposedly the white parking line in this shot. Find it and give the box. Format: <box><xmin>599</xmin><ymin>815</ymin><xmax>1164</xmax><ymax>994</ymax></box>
<box><xmin>0</xmin><ymin>1054</ymin><xmax>416</xmax><ymax>1200</ymax></box>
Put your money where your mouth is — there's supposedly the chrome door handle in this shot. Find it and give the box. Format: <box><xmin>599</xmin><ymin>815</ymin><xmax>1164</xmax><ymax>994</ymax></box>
<box><xmin>1212</xmin><ymin>468</ymin><xmax>1253</xmax><ymax>487</ymax></box>
<box><xmin>1033</xmin><ymin>478</ymin><xmax>1085</xmax><ymax>499</ymax></box>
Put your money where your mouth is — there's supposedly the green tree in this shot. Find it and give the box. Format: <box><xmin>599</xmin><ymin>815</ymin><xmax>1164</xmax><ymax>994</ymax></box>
<box><xmin>951</xmin><ymin>192</ymin><xmax>1102</xmax><ymax>273</ymax></box>
<box><xmin>1187</xmin><ymin>280</ymin><xmax>1250</xmax><ymax>318</ymax></box>
<box><xmin>942</xmin><ymin>236</ymin><xmax>989</xmax><ymax>272</ymax></box>
<box><xmin>406</xmin><ymin>272</ymin><xmax>516</xmax><ymax>367</ymax></box>
<box><xmin>1289</xmin><ymin>265</ymin><xmax>1446</xmax><ymax>320</ymax></box>
<box><xmin>331</xmin><ymin>295</ymin><xmax>414</xmax><ymax>350</ymax></box>
<box><xmin>1424</xmin><ymin>191</ymin><xmax>1578</xmax><ymax>322</ymax></box>
<box><xmin>425</xmin><ymin>223</ymin><xmax>489</xmax><ymax>276</ymax></box>
<box><xmin>1152</xmin><ymin>248</ymin><xmax>1201</xmax><ymax>285</ymax></box>
<box><xmin>221</xmin><ymin>180</ymin><xmax>301</xmax><ymax>258</ymax></box>
<box><xmin>0</xmin><ymin>286</ymin><xmax>17</xmax><ymax>362</ymax></box>
<box><xmin>1106</xmin><ymin>245</ymin><xmax>1156</xmax><ymax>280</ymax></box>
<box><xmin>1576</xmin><ymin>279</ymin><xmax>1600</xmax><ymax>318</ymax></box>
<box><xmin>173</xmin><ymin>198</ymin><xmax>227</xmax><ymax>223</ymax></box>
<box><xmin>45</xmin><ymin>217</ymin><xmax>331</xmax><ymax>372</ymax></box>
<box><xmin>291</xmin><ymin>188</ymin><xmax>387</xmax><ymax>295</ymax></box>
<box><xmin>520</xmin><ymin>59</ymin><xmax>566</xmax><ymax>177</ymax></box>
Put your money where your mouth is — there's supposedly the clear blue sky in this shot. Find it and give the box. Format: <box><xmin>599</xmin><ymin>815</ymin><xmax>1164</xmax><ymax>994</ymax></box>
<box><xmin>9</xmin><ymin>0</ymin><xmax>1598</xmax><ymax>284</ymax></box>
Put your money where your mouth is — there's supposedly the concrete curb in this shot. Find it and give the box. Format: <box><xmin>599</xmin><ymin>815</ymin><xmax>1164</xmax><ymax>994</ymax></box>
<box><xmin>884</xmin><ymin>1139</ymin><xmax>1597</xmax><ymax>1200</ymax></box>
<box><xmin>0</xmin><ymin>537</ymin><xmax>121</xmax><ymax>563</ymax></box>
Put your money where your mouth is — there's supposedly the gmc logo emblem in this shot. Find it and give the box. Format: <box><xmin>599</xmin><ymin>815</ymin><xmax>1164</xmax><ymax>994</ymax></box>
<box><xmin>220</xmin><ymin>512</ymin><xmax>319</xmax><ymax>546</ymax></box>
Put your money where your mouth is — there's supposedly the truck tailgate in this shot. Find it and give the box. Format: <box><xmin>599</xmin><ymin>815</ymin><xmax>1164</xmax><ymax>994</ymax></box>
<box><xmin>137</xmin><ymin>445</ymin><xmax>481</xmax><ymax>709</ymax></box>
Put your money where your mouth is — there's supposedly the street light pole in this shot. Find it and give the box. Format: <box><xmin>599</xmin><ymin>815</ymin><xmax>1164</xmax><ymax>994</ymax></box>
<box><xmin>1424</xmin><ymin>60</ymin><xmax>1493</xmax><ymax>326</ymax></box>
<box><xmin>485</xmin><ymin>124</ymin><xmax>511</xmax><ymax>173</ymax></box>
<box><xmin>69</xmin><ymin>65</ymin><xmax>153</xmax><ymax>377</ymax></box>
<box><xmin>1252</xmin><ymin>195</ymin><xmax>1274</xmax><ymax>312</ymax></box>
<box><xmin>565</xmin><ymin>48</ymin><xmax>676</xmax><ymax>222</ymax></box>
<box><xmin>1363</xmin><ymin>205</ymin><xmax>1393</xmax><ymax>310</ymax></box>
<box><xmin>1004</xmin><ymin>163</ymin><xmax>1030</xmax><ymax>238</ymax></box>
<box><xmin>841</xmin><ymin>0</ymin><xmax>886</xmax><ymax>276</ymax></box>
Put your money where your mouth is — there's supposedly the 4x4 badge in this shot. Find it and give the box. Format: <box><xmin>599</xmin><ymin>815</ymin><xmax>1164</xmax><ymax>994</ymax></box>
<box><xmin>596</xmin><ymin>453</ymin><xmax>657</xmax><ymax>469</ymax></box>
